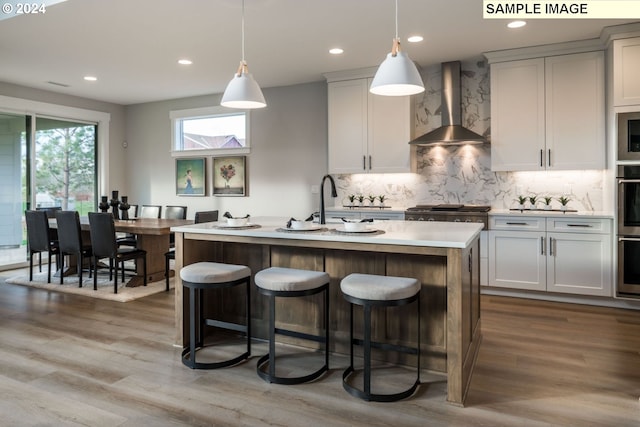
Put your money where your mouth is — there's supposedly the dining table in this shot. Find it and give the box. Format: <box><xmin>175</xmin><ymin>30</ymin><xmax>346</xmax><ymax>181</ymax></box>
<box><xmin>50</xmin><ymin>217</ymin><xmax>193</xmax><ymax>286</ymax></box>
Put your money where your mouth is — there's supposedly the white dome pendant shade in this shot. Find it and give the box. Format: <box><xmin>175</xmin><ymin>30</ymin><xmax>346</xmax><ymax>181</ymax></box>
<box><xmin>370</xmin><ymin>38</ymin><xmax>424</xmax><ymax>96</ymax></box>
<box><xmin>370</xmin><ymin>0</ymin><xmax>424</xmax><ymax>97</ymax></box>
<box><xmin>220</xmin><ymin>0</ymin><xmax>266</xmax><ymax>109</ymax></box>
<box><xmin>221</xmin><ymin>61</ymin><xmax>266</xmax><ymax>109</ymax></box>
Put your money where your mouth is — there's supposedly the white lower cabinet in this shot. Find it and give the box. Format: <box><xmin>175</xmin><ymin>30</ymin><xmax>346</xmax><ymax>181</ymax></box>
<box><xmin>488</xmin><ymin>216</ymin><xmax>612</xmax><ymax>297</ymax></box>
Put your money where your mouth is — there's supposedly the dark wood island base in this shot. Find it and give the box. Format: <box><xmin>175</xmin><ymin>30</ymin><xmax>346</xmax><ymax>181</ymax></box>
<box><xmin>172</xmin><ymin>218</ymin><xmax>482</xmax><ymax>406</ymax></box>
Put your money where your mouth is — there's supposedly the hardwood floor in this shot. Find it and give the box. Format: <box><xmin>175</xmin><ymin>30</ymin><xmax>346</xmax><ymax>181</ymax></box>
<box><xmin>1</xmin><ymin>271</ymin><xmax>639</xmax><ymax>426</ymax></box>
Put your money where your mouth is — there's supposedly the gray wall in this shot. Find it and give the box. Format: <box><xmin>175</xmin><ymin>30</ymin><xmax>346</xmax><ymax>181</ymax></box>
<box><xmin>124</xmin><ymin>81</ymin><xmax>328</xmax><ymax>219</ymax></box>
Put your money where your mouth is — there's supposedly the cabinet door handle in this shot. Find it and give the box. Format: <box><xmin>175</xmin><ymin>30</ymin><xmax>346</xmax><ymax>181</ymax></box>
<box><xmin>567</xmin><ymin>224</ymin><xmax>593</xmax><ymax>228</ymax></box>
<box><xmin>540</xmin><ymin>149</ymin><xmax>543</xmax><ymax>167</ymax></box>
<box><xmin>468</xmin><ymin>249</ymin><xmax>473</xmax><ymax>273</ymax></box>
<box><xmin>506</xmin><ymin>222</ymin><xmax>528</xmax><ymax>226</ymax></box>
<box><xmin>619</xmin><ymin>237</ymin><xmax>640</xmax><ymax>242</ymax></box>
<box><xmin>369</xmin><ymin>155</ymin><xmax>372</xmax><ymax>170</ymax></box>
<box><xmin>363</xmin><ymin>155</ymin><xmax>366</xmax><ymax>170</ymax></box>
<box><xmin>618</xmin><ymin>179</ymin><xmax>640</xmax><ymax>184</ymax></box>
<box><xmin>541</xmin><ymin>236</ymin><xmax>545</xmax><ymax>255</ymax></box>
<box><xmin>548</xmin><ymin>149</ymin><xmax>551</xmax><ymax>167</ymax></box>
<box><xmin>549</xmin><ymin>237</ymin><xmax>555</xmax><ymax>256</ymax></box>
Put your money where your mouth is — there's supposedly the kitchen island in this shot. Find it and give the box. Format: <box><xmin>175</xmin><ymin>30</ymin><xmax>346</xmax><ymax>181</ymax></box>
<box><xmin>171</xmin><ymin>217</ymin><xmax>482</xmax><ymax>406</ymax></box>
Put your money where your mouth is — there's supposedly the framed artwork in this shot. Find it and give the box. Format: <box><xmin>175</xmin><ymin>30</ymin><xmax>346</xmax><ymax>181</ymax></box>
<box><xmin>175</xmin><ymin>157</ymin><xmax>206</xmax><ymax>196</ymax></box>
<box><xmin>213</xmin><ymin>156</ymin><xmax>246</xmax><ymax>196</ymax></box>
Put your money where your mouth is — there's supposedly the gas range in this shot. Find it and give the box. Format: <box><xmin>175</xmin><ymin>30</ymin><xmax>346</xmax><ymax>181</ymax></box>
<box><xmin>404</xmin><ymin>204</ymin><xmax>491</xmax><ymax>228</ymax></box>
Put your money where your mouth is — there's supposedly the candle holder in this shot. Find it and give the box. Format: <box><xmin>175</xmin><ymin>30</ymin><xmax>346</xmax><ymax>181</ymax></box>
<box><xmin>119</xmin><ymin>196</ymin><xmax>131</xmax><ymax>220</ymax></box>
<box><xmin>98</xmin><ymin>196</ymin><xmax>110</xmax><ymax>213</ymax></box>
<box><xmin>110</xmin><ymin>190</ymin><xmax>120</xmax><ymax>220</ymax></box>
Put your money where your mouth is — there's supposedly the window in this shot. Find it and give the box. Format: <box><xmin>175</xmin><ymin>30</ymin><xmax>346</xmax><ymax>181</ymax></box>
<box><xmin>170</xmin><ymin>106</ymin><xmax>250</xmax><ymax>156</ymax></box>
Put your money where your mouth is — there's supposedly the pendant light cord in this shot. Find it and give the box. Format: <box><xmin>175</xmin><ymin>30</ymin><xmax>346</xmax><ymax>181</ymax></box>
<box><xmin>234</xmin><ymin>0</ymin><xmax>247</xmax><ymax>76</ymax></box>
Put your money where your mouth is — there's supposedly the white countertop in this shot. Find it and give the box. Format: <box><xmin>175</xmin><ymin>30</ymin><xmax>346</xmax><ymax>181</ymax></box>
<box><xmin>490</xmin><ymin>209</ymin><xmax>614</xmax><ymax>219</ymax></box>
<box><xmin>172</xmin><ymin>216</ymin><xmax>482</xmax><ymax>249</ymax></box>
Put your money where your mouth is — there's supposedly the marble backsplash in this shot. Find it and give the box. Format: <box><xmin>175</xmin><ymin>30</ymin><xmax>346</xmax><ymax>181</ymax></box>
<box><xmin>333</xmin><ymin>58</ymin><xmax>607</xmax><ymax>213</ymax></box>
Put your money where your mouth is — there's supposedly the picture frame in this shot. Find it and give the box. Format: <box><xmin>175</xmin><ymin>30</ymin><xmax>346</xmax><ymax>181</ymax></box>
<box><xmin>175</xmin><ymin>157</ymin><xmax>206</xmax><ymax>196</ymax></box>
<box><xmin>213</xmin><ymin>156</ymin><xmax>246</xmax><ymax>196</ymax></box>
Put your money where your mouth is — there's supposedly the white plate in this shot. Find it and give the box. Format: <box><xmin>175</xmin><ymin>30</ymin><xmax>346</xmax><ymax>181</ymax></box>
<box><xmin>335</xmin><ymin>225</ymin><xmax>378</xmax><ymax>233</ymax></box>
<box><xmin>284</xmin><ymin>225</ymin><xmax>324</xmax><ymax>232</ymax></box>
<box><xmin>216</xmin><ymin>222</ymin><xmax>257</xmax><ymax>229</ymax></box>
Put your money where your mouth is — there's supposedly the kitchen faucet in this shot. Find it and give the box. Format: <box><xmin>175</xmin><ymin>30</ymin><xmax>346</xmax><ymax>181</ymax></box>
<box><xmin>319</xmin><ymin>174</ymin><xmax>337</xmax><ymax>225</ymax></box>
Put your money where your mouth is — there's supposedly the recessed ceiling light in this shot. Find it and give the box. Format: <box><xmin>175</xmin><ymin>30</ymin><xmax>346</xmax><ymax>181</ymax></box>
<box><xmin>407</xmin><ymin>35</ymin><xmax>423</xmax><ymax>43</ymax></box>
<box><xmin>507</xmin><ymin>20</ymin><xmax>526</xmax><ymax>29</ymax></box>
<box><xmin>83</xmin><ymin>76</ymin><xmax>97</xmax><ymax>82</ymax></box>
<box><xmin>329</xmin><ymin>48</ymin><xmax>344</xmax><ymax>55</ymax></box>
<box><xmin>178</xmin><ymin>59</ymin><xmax>193</xmax><ymax>65</ymax></box>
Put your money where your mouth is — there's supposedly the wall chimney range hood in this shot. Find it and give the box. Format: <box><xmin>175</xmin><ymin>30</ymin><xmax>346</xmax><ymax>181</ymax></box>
<box><xmin>409</xmin><ymin>61</ymin><xmax>486</xmax><ymax>146</ymax></box>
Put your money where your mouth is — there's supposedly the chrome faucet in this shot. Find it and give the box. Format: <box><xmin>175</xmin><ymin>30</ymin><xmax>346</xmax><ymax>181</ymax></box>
<box><xmin>319</xmin><ymin>174</ymin><xmax>337</xmax><ymax>225</ymax></box>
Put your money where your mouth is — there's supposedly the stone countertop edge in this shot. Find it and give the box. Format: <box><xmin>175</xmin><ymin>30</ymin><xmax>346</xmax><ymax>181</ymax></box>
<box><xmin>489</xmin><ymin>209</ymin><xmax>614</xmax><ymax>219</ymax></box>
<box><xmin>171</xmin><ymin>216</ymin><xmax>482</xmax><ymax>249</ymax></box>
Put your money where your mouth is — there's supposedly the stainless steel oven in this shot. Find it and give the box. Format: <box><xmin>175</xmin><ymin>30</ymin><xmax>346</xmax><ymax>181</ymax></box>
<box><xmin>617</xmin><ymin>165</ymin><xmax>640</xmax><ymax>235</ymax></box>
<box><xmin>617</xmin><ymin>164</ymin><xmax>640</xmax><ymax>297</ymax></box>
<box><xmin>618</xmin><ymin>112</ymin><xmax>640</xmax><ymax>162</ymax></box>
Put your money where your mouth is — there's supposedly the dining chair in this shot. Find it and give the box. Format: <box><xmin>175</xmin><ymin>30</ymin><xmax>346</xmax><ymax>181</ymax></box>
<box><xmin>164</xmin><ymin>206</ymin><xmax>187</xmax><ymax>220</ymax></box>
<box><xmin>164</xmin><ymin>210</ymin><xmax>218</xmax><ymax>291</ymax></box>
<box><xmin>88</xmin><ymin>212</ymin><xmax>147</xmax><ymax>293</ymax></box>
<box><xmin>117</xmin><ymin>204</ymin><xmax>163</xmax><ymax>247</ymax></box>
<box><xmin>36</xmin><ymin>206</ymin><xmax>62</xmax><ymax>219</ymax></box>
<box><xmin>55</xmin><ymin>210</ymin><xmax>93</xmax><ymax>286</ymax></box>
<box><xmin>25</xmin><ymin>210</ymin><xmax>60</xmax><ymax>283</ymax></box>
<box><xmin>139</xmin><ymin>205</ymin><xmax>162</xmax><ymax>218</ymax></box>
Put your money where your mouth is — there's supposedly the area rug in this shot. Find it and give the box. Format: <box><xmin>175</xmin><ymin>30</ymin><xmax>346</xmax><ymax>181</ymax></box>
<box><xmin>4</xmin><ymin>271</ymin><xmax>173</xmax><ymax>302</ymax></box>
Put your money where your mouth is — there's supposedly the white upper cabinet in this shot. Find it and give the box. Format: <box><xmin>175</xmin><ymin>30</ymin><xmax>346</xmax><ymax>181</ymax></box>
<box><xmin>490</xmin><ymin>51</ymin><xmax>605</xmax><ymax>171</ymax></box>
<box><xmin>613</xmin><ymin>37</ymin><xmax>640</xmax><ymax>107</ymax></box>
<box><xmin>327</xmin><ymin>76</ymin><xmax>413</xmax><ymax>174</ymax></box>
<box><xmin>490</xmin><ymin>58</ymin><xmax>545</xmax><ymax>171</ymax></box>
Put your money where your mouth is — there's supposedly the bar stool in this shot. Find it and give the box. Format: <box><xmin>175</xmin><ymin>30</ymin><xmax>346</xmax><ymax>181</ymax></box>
<box><xmin>340</xmin><ymin>273</ymin><xmax>421</xmax><ymax>402</ymax></box>
<box><xmin>255</xmin><ymin>267</ymin><xmax>330</xmax><ymax>385</ymax></box>
<box><xmin>180</xmin><ymin>262</ymin><xmax>251</xmax><ymax>369</ymax></box>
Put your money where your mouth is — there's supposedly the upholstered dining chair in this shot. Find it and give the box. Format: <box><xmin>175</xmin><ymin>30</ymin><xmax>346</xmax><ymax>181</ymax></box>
<box><xmin>164</xmin><ymin>210</ymin><xmax>218</xmax><ymax>291</ymax></box>
<box><xmin>139</xmin><ymin>205</ymin><xmax>162</xmax><ymax>219</ymax></box>
<box><xmin>117</xmin><ymin>204</ymin><xmax>163</xmax><ymax>247</ymax></box>
<box><xmin>164</xmin><ymin>206</ymin><xmax>187</xmax><ymax>220</ymax></box>
<box><xmin>88</xmin><ymin>212</ymin><xmax>147</xmax><ymax>294</ymax></box>
<box><xmin>55</xmin><ymin>210</ymin><xmax>93</xmax><ymax>286</ymax></box>
<box><xmin>25</xmin><ymin>209</ymin><xmax>60</xmax><ymax>283</ymax></box>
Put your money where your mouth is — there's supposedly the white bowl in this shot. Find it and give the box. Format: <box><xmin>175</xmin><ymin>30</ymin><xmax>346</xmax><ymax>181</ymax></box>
<box><xmin>343</xmin><ymin>221</ymin><xmax>367</xmax><ymax>232</ymax></box>
<box><xmin>227</xmin><ymin>217</ymin><xmax>248</xmax><ymax>227</ymax></box>
<box><xmin>290</xmin><ymin>220</ymin><xmax>314</xmax><ymax>230</ymax></box>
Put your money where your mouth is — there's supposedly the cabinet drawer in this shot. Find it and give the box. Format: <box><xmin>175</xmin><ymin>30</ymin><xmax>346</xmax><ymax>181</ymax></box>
<box><xmin>489</xmin><ymin>216</ymin><xmax>545</xmax><ymax>231</ymax></box>
<box><xmin>546</xmin><ymin>218</ymin><xmax>611</xmax><ymax>234</ymax></box>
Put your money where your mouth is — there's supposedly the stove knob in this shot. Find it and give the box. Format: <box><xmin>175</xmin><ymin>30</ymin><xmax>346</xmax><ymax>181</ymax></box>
<box><xmin>427</xmin><ymin>217</ymin><xmax>434</xmax><ymax>221</ymax></box>
<box><xmin>454</xmin><ymin>218</ymin><xmax>461</xmax><ymax>222</ymax></box>
<box><xmin>418</xmin><ymin>217</ymin><xmax>425</xmax><ymax>221</ymax></box>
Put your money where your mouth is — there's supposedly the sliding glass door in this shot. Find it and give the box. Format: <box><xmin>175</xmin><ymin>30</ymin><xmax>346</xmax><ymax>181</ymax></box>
<box><xmin>0</xmin><ymin>113</ymin><xmax>97</xmax><ymax>270</ymax></box>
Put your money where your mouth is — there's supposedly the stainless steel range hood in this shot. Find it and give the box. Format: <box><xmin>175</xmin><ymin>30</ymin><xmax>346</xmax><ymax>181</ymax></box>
<box><xmin>409</xmin><ymin>61</ymin><xmax>486</xmax><ymax>146</ymax></box>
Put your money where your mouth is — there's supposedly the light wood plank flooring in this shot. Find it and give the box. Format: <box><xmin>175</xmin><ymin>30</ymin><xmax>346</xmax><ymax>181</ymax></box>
<box><xmin>1</xmin><ymin>271</ymin><xmax>639</xmax><ymax>426</ymax></box>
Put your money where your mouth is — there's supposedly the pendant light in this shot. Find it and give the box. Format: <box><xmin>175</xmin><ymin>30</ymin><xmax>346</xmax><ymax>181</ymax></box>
<box><xmin>370</xmin><ymin>0</ymin><xmax>425</xmax><ymax>96</ymax></box>
<box><xmin>221</xmin><ymin>0</ymin><xmax>266</xmax><ymax>109</ymax></box>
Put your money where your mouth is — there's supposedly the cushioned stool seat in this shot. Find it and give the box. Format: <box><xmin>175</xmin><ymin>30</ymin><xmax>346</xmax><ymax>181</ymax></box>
<box><xmin>180</xmin><ymin>262</ymin><xmax>251</xmax><ymax>369</ymax></box>
<box><xmin>255</xmin><ymin>267</ymin><xmax>330</xmax><ymax>385</ymax></box>
<box><xmin>340</xmin><ymin>273</ymin><xmax>421</xmax><ymax>402</ymax></box>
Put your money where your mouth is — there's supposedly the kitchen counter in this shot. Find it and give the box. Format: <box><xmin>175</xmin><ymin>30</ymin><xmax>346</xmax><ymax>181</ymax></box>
<box><xmin>171</xmin><ymin>216</ymin><xmax>482</xmax><ymax>249</ymax></box>
<box><xmin>172</xmin><ymin>217</ymin><xmax>482</xmax><ymax>406</ymax></box>
<box><xmin>490</xmin><ymin>209</ymin><xmax>614</xmax><ymax>219</ymax></box>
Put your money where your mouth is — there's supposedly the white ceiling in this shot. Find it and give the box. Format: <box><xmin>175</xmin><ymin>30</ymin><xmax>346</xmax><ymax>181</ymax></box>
<box><xmin>0</xmin><ymin>0</ymin><xmax>637</xmax><ymax>105</ymax></box>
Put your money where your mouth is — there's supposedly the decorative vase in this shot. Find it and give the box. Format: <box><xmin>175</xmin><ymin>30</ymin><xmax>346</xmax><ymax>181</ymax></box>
<box><xmin>561</xmin><ymin>205</ymin><xmax>568</xmax><ymax>211</ymax></box>
<box><xmin>516</xmin><ymin>203</ymin><xmax>524</xmax><ymax>210</ymax></box>
<box><xmin>544</xmin><ymin>204</ymin><xmax>552</xmax><ymax>210</ymax></box>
